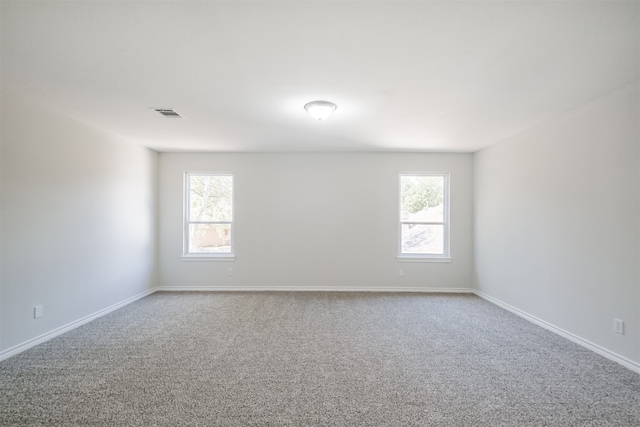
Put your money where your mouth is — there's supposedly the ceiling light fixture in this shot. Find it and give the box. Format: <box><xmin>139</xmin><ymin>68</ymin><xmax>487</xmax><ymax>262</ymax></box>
<box><xmin>304</xmin><ymin>100</ymin><xmax>336</xmax><ymax>121</ymax></box>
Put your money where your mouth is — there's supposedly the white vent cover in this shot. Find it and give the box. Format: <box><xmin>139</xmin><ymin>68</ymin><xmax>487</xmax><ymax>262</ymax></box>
<box><xmin>153</xmin><ymin>108</ymin><xmax>182</xmax><ymax>118</ymax></box>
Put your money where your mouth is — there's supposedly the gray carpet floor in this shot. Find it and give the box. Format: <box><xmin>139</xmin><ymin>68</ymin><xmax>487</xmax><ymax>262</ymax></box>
<box><xmin>1</xmin><ymin>292</ymin><xmax>639</xmax><ymax>426</ymax></box>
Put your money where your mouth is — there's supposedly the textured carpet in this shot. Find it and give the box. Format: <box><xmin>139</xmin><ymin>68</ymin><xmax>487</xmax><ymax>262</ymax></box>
<box><xmin>1</xmin><ymin>292</ymin><xmax>639</xmax><ymax>426</ymax></box>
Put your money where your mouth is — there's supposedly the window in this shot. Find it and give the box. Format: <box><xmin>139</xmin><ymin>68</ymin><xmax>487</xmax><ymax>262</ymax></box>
<box><xmin>183</xmin><ymin>173</ymin><xmax>234</xmax><ymax>259</ymax></box>
<box><xmin>398</xmin><ymin>173</ymin><xmax>450</xmax><ymax>261</ymax></box>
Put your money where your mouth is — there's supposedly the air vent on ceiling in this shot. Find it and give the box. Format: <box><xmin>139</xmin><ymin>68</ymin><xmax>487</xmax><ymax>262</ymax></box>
<box><xmin>153</xmin><ymin>108</ymin><xmax>182</xmax><ymax>118</ymax></box>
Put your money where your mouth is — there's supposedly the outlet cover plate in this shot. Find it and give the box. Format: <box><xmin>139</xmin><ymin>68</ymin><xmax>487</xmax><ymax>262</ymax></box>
<box><xmin>614</xmin><ymin>318</ymin><xmax>624</xmax><ymax>335</ymax></box>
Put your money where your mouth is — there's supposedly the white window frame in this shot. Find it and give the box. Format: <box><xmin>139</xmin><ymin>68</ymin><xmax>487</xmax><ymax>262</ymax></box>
<box><xmin>182</xmin><ymin>172</ymin><xmax>235</xmax><ymax>261</ymax></box>
<box><xmin>398</xmin><ymin>172</ymin><xmax>451</xmax><ymax>262</ymax></box>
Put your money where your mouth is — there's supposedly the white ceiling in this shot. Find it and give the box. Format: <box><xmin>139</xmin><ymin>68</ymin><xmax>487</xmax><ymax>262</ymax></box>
<box><xmin>1</xmin><ymin>1</ymin><xmax>638</xmax><ymax>152</ymax></box>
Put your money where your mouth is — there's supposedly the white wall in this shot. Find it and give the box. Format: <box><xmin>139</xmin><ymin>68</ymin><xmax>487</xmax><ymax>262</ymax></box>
<box><xmin>159</xmin><ymin>152</ymin><xmax>473</xmax><ymax>291</ymax></box>
<box><xmin>0</xmin><ymin>93</ymin><xmax>158</xmax><ymax>353</ymax></box>
<box><xmin>474</xmin><ymin>81</ymin><xmax>640</xmax><ymax>365</ymax></box>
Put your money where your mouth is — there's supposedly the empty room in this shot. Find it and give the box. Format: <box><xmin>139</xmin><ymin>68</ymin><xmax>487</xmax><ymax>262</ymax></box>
<box><xmin>1</xmin><ymin>1</ymin><xmax>639</xmax><ymax>425</ymax></box>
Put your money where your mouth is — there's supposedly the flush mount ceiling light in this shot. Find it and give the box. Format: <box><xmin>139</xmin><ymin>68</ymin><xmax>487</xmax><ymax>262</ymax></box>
<box><xmin>304</xmin><ymin>100</ymin><xmax>337</xmax><ymax>121</ymax></box>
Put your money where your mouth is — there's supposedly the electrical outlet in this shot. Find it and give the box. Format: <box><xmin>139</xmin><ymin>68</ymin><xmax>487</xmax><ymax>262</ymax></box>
<box><xmin>614</xmin><ymin>319</ymin><xmax>624</xmax><ymax>335</ymax></box>
<box><xmin>228</xmin><ymin>267</ymin><xmax>233</xmax><ymax>276</ymax></box>
<box><xmin>399</xmin><ymin>269</ymin><xmax>404</xmax><ymax>277</ymax></box>
<box><xmin>34</xmin><ymin>305</ymin><xmax>43</xmax><ymax>319</ymax></box>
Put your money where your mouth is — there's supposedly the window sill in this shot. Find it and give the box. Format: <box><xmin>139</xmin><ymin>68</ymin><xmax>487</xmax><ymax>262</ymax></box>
<box><xmin>182</xmin><ymin>254</ymin><xmax>236</xmax><ymax>262</ymax></box>
<box><xmin>397</xmin><ymin>256</ymin><xmax>452</xmax><ymax>263</ymax></box>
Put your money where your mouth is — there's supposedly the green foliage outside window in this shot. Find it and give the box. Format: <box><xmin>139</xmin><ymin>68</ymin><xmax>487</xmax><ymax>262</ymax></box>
<box><xmin>189</xmin><ymin>175</ymin><xmax>233</xmax><ymax>222</ymax></box>
<box><xmin>401</xmin><ymin>176</ymin><xmax>443</xmax><ymax>213</ymax></box>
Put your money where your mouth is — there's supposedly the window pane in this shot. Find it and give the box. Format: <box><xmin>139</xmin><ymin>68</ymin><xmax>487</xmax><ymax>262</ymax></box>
<box><xmin>401</xmin><ymin>224</ymin><xmax>444</xmax><ymax>255</ymax></box>
<box><xmin>188</xmin><ymin>224</ymin><xmax>232</xmax><ymax>253</ymax></box>
<box><xmin>189</xmin><ymin>175</ymin><xmax>232</xmax><ymax>222</ymax></box>
<box><xmin>400</xmin><ymin>175</ymin><xmax>444</xmax><ymax>223</ymax></box>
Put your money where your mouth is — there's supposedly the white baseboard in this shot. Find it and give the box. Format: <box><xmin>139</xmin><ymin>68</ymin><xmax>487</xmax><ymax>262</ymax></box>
<box><xmin>473</xmin><ymin>290</ymin><xmax>640</xmax><ymax>375</ymax></box>
<box><xmin>156</xmin><ymin>285</ymin><xmax>474</xmax><ymax>293</ymax></box>
<box><xmin>0</xmin><ymin>288</ymin><xmax>157</xmax><ymax>362</ymax></box>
